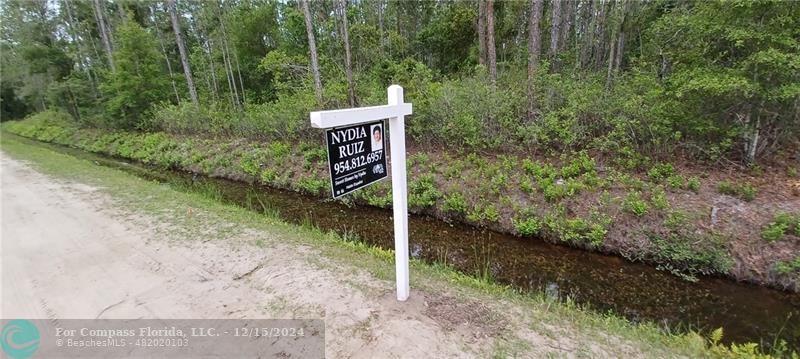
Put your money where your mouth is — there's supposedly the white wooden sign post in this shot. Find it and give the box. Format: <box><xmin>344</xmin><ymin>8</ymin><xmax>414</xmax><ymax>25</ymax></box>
<box><xmin>310</xmin><ymin>85</ymin><xmax>412</xmax><ymax>301</ymax></box>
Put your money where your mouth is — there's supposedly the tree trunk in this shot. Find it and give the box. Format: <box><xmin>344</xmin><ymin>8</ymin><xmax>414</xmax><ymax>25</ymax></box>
<box><xmin>116</xmin><ymin>1</ymin><xmax>127</xmax><ymax>24</ymax></box>
<box><xmin>594</xmin><ymin>0</ymin><xmax>610</xmax><ymax>69</ymax></box>
<box><xmin>581</xmin><ymin>0</ymin><xmax>597</xmax><ymax>69</ymax></box>
<box><xmin>301</xmin><ymin>0</ymin><xmax>323</xmax><ymax>104</ymax></box>
<box><xmin>605</xmin><ymin>33</ymin><xmax>616</xmax><ymax>90</ymax></box>
<box><xmin>93</xmin><ymin>0</ymin><xmax>115</xmax><ymax>71</ymax></box>
<box><xmin>559</xmin><ymin>0</ymin><xmax>575</xmax><ymax>52</ymax></box>
<box><xmin>63</xmin><ymin>0</ymin><xmax>97</xmax><ymax>96</ymax></box>
<box><xmin>214</xmin><ymin>1</ymin><xmax>241</xmax><ymax>111</ymax></box>
<box><xmin>336</xmin><ymin>0</ymin><xmax>356</xmax><ymax>106</ymax></box>
<box><xmin>486</xmin><ymin>0</ymin><xmax>497</xmax><ymax>85</ymax></box>
<box><xmin>747</xmin><ymin>111</ymin><xmax>761</xmax><ymax>165</ymax></box>
<box><xmin>218</xmin><ymin>14</ymin><xmax>246</xmax><ymax>106</ymax></box>
<box><xmin>377</xmin><ymin>0</ymin><xmax>385</xmax><ymax>55</ymax></box>
<box><xmin>527</xmin><ymin>0</ymin><xmax>544</xmax><ymax>120</ymax></box>
<box><xmin>605</xmin><ymin>0</ymin><xmax>628</xmax><ymax>89</ymax></box>
<box><xmin>168</xmin><ymin>0</ymin><xmax>199</xmax><ymax>107</ymax></box>
<box><xmin>477</xmin><ymin>0</ymin><xmax>486</xmax><ymax>65</ymax></box>
<box><xmin>196</xmin><ymin>16</ymin><xmax>219</xmax><ymax>102</ymax></box>
<box><xmin>222</xmin><ymin>35</ymin><xmax>241</xmax><ymax>111</ymax></box>
<box><xmin>613</xmin><ymin>0</ymin><xmax>630</xmax><ymax>72</ymax></box>
<box><xmin>150</xmin><ymin>5</ymin><xmax>180</xmax><ymax>103</ymax></box>
<box><xmin>549</xmin><ymin>0</ymin><xmax>562</xmax><ymax>71</ymax></box>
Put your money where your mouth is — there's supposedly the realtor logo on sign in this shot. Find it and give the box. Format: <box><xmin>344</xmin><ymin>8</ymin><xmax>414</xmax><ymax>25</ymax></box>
<box><xmin>310</xmin><ymin>85</ymin><xmax>412</xmax><ymax>302</ymax></box>
<box><xmin>326</xmin><ymin>121</ymin><xmax>387</xmax><ymax>198</ymax></box>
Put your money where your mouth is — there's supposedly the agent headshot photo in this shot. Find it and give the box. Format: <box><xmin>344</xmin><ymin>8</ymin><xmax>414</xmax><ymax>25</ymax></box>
<box><xmin>371</xmin><ymin>123</ymin><xmax>383</xmax><ymax>151</ymax></box>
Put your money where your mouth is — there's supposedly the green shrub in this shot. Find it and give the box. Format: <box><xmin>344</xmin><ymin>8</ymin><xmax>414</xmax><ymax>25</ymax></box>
<box><xmin>489</xmin><ymin>172</ymin><xmax>507</xmax><ymax>194</ymax></box>
<box><xmin>543</xmin><ymin>212</ymin><xmax>608</xmax><ymax>248</ymax></box>
<box><xmin>623</xmin><ymin>191</ymin><xmax>649</xmax><ymax>217</ymax></box>
<box><xmin>651</xmin><ymin>188</ymin><xmax>670</xmax><ymax>210</ymax></box>
<box><xmin>687</xmin><ymin>176</ymin><xmax>701</xmax><ymax>193</ymax></box>
<box><xmin>408</xmin><ymin>174</ymin><xmax>441</xmax><ymax>209</ymax></box>
<box><xmin>260</xmin><ymin>168</ymin><xmax>278</xmax><ymax>184</ymax></box>
<box><xmin>560</xmin><ymin>151</ymin><xmax>596</xmax><ymax>179</ymax></box>
<box><xmin>302</xmin><ymin>145</ymin><xmax>327</xmax><ymax>166</ymax></box>
<box><xmin>761</xmin><ymin>213</ymin><xmax>800</xmax><ymax>242</ymax></box>
<box><xmin>514</xmin><ymin>217</ymin><xmax>541</xmax><ymax>236</ymax></box>
<box><xmin>268</xmin><ymin>141</ymin><xmax>291</xmax><ymax>160</ymax></box>
<box><xmin>647</xmin><ymin>234</ymin><xmax>734</xmax><ymax>280</ymax></box>
<box><xmin>442</xmin><ymin>192</ymin><xmax>467</xmax><ymax>214</ymax></box>
<box><xmin>718</xmin><ymin>180</ymin><xmax>757</xmax><ymax>201</ymax></box>
<box><xmin>665</xmin><ymin>210</ymin><xmax>690</xmax><ymax>231</ymax></box>
<box><xmin>648</xmin><ymin>163</ymin><xmax>675</xmax><ymax>181</ymax></box>
<box><xmin>788</xmin><ymin>167</ymin><xmax>798</xmax><ymax>178</ymax></box>
<box><xmin>296</xmin><ymin>177</ymin><xmax>327</xmax><ymax>195</ymax></box>
<box><xmin>666</xmin><ymin>174</ymin><xmax>686</xmax><ymax>190</ymax></box>
<box><xmin>774</xmin><ymin>257</ymin><xmax>800</xmax><ymax>274</ymax></box>
<box><xmin>466</xmin><ymin>202</ymin><xmax>500</xmax><ymax>224</ymax></box>
<box><xmin>240</xmin><ymin>148</ymin><xmax>269</xmax><ymax>177</ymax></box>
<box><xmin>523</xmin><ymin>160</ymin><xmax>557</xmax><ymax>181</ymax></box>
<box><xmin>520</xmin><ymin>177</ymin><xmax>535</xmax><ymax>194</ymax></box>
<box><xmin>483</xmin><ymin>205</ymin><xmax>500</xmax><ymax>222</ymax></box>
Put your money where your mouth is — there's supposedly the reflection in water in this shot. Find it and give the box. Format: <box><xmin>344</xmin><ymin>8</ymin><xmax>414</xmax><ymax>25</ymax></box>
<box><xmin>28</xmin><ymin>137</ymin><xmax>800</xmax><ymax>351</ymax></box>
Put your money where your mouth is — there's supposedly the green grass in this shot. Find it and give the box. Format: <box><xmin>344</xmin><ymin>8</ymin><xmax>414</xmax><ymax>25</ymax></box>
<box><xmin>0</xmin><ymin>133</ymin><xmax>789</xmax><ymax>358</ymax></box>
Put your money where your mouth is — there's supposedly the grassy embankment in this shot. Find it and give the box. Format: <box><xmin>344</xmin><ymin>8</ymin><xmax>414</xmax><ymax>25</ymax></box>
<box><xmin>3</xmin><ymin>112</ymin><xmax>799</xmax><ymax>292</ymax></box>
<box><xmin>5</xmin><ymin>121</ymin><xmax>797</xmax><ymax>358</ymax></box>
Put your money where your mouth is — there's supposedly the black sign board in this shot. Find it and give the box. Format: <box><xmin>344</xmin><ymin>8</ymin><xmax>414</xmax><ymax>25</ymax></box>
<box><xmin>325</xmin><ymin>120</ymin><xmax>388</xmax><ymax>198</ymax></box>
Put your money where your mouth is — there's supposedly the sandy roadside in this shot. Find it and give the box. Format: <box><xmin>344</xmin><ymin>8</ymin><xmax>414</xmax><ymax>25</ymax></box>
<box><xmin>0</xmin><ymin>152</ymin><xmax>514</xmax><ymax>358</ymax></box>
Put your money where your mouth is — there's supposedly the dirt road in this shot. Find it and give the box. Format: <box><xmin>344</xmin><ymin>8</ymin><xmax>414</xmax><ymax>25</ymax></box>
<box><xmin>1</xmin><ymin>152</ymin><xmax>515</xmax><ymax>357</ymax></box>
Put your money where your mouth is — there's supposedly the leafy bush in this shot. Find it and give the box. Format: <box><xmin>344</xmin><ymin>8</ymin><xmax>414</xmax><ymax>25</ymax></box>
<box><xmin>520</xmin><ymin>177</ymin><xmax>535</xmax><ymax>194</ymax></box>
<box><xmin>774</xmin><ymin>257</ymin><xmax>800</xmax><ymax>275</ymax></box>
<box><xmin>466</xmin><ymin>202</ymin><xmax>500</xmax><ymax>224</ymax></box>
<box><xmin>647</xmin><ymin>234</ymin><xmax>734</xmax><ymax>280</ymax></box>
<box><xmin>268</xmin><ymin>141</ymin><xmax>291</xmax><ymax>164</ymax></box>
<box><xmin>666</xmin><ymin>174</ymin><xmax>685</xmax><ymax>190</ymax></box>
<box><xmin>240</xmin><ymin>148</ymin><xmax>269</xmax><ymax>177</ymax></box>
<box><xmin>260</xmin><ymin>168</ymin><xmax>278</xmax><ymax>183</ymax></box>
<box><xmin>560</xmin><ymin>151</ymin><xmax>596</xmax><ymax>179</ymax></box>
<box><xmin>408</xmin><ymin>174</ymin><xmax>441</xmax><ymax>209</ymax></box>
<box><xmin>665</xmin><ymin>210</ymin><xmax>690</xmax><ymax>231</ymax></box>
<box><xmin>761</xmin><ymin>213</ymin><xmax>800</xmax><ymax>242</ymax></box>
<box><xmin>624</xmin><ymin>191</ymin><xmax>649</xmax><ymax>217</ymax></box>
<box><xmin>686</xmin><ymin>176</ymin><xmax>701</xmax><ymax>193</ymax></box>
<box><xmin>297</xmin><ymin>177</ymin><xmax>327</xmax><ymax>195</ymax></box>
<box><xmin>513</xmin><ymin>217</ymin><xmax>541</xmax><ymax>236</ymax></box>
<box><xmin>414</xmin><ymin>69</ymin><xmax>525</xmax><ymax>149</ymax></box>
<box><xmin>442</xmin><ymin>192</ymin><xmax>467</xmax><ymax>215</ymax></box>
<box><xmin>651</xmin><ymin>187</ymin><xmax>670</xmax><ymax>210</ymax></box>
<box><xmin>718</xmin><ymin>180</ymin><xmax>757</xmax><ymax>201</ymax></box>
<box><xmin>648</xmin><ymin>163</ymin><xmax>676</xmax><ymax>181</ymax></box>
<box><xmin>543</xmin><ymin>212</ymin><xmax>608</xmax><ymax>248</ymax></box>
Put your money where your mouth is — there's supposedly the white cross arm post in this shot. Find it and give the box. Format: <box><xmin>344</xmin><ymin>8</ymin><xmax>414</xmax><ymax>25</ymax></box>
<box><xmin>309</xmin><ymin>85</ymin><xmax>412</xmax><ymax>301</ymax></box>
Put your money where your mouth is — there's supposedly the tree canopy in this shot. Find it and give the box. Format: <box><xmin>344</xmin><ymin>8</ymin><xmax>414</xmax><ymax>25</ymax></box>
<box><xmin>1</xmin><ymin>0</ymin><xmax>797</xmax><ymax>165</ymax></box>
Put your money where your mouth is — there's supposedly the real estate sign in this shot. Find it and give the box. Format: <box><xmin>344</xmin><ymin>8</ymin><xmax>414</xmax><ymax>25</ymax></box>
<box><xmin>325</xmin><ymin>120</ymin><xmax>387</xmax><ymax>198</ymax></box>
<box><xmin>310</xmin><ymin>85</ymin><xmax>412</xmax><ymax>301</ymax></box>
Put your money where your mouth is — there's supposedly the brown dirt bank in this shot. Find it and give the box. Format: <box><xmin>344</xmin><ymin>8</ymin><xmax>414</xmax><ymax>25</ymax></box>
<box><xmin>4</xmin><ymin>118</ymin><xmax>799</xmax><ymax>293</ymax></box>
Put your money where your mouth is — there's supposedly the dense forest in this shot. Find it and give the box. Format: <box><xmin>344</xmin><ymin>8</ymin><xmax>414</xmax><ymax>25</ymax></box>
<box><xmin>2</xmin><ymin>0</ymin><xmax>798</xmax><ymax>165</ymax></box>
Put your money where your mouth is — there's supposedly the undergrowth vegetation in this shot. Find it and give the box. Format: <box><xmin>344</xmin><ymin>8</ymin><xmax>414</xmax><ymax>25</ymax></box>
<box><xmin>3</xmin><ymin>133</ymin><xmax>792</xmax><ymax>359</ymax></box>
<box><xmin>5</xmin><ymin>112</ymin><xmax>798</xmax><ymax>293</ymax></box>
